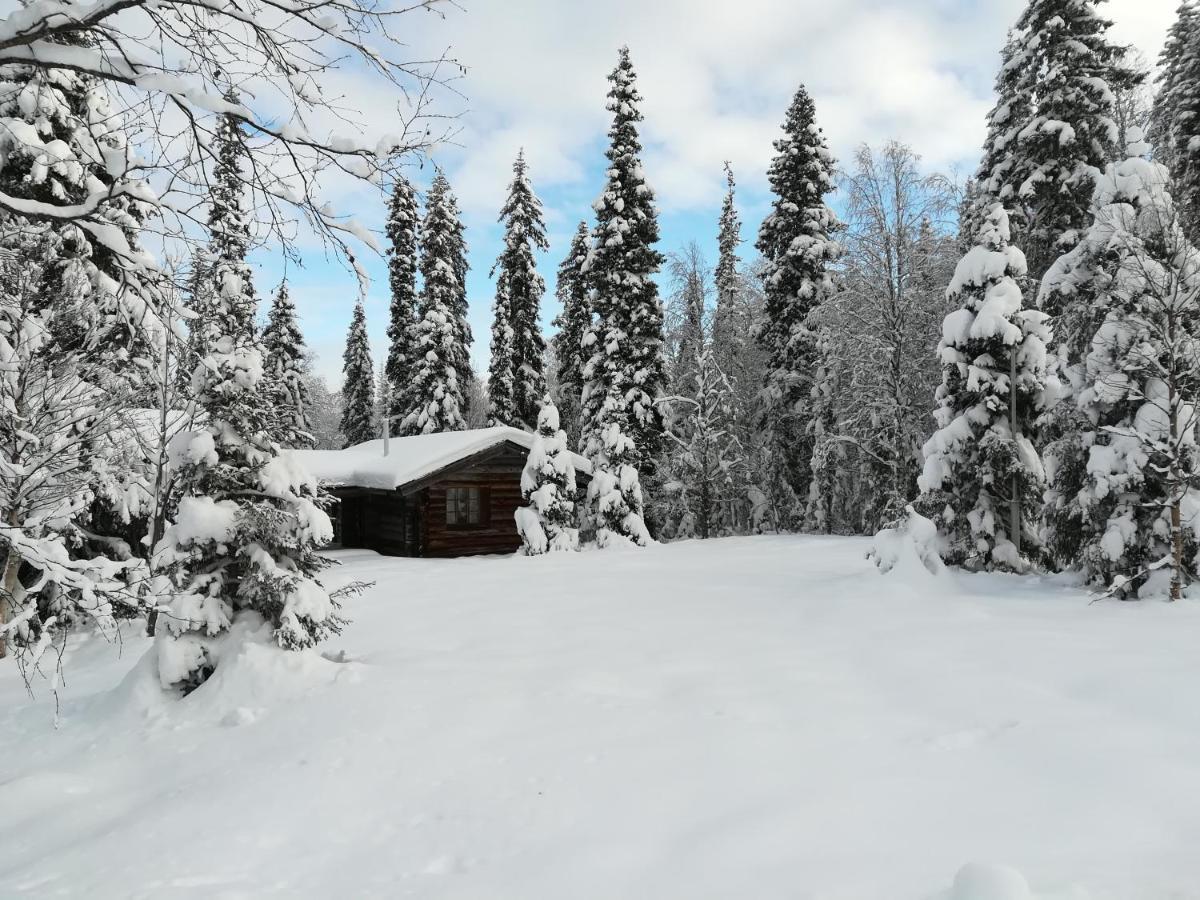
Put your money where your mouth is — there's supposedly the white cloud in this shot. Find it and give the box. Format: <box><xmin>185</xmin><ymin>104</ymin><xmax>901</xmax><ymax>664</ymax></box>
<box><xmin>293</xmin><ymin>0</ymin><xmax>1177</xmax><ymax>383</ymax></box>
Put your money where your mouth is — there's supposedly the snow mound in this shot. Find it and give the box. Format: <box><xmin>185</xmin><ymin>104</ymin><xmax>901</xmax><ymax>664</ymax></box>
<box><xmin>108</xmin><ymin>615</ymin><xmax>359</xmax><ymax>728</ymax></box>
<box><xmin>869</xmin><ymin>505</ymin><xmax>944</xmax><ymax>577</ymax></box>
<box><xmin>953</xmin><ymin>864</ymin><xmax>1033</xmax><ymax>900</ymax></box>
<box><xmin>948</xmin><ymin>863</ymin><xmax>1091</xmax><ymax>900</ymax></box>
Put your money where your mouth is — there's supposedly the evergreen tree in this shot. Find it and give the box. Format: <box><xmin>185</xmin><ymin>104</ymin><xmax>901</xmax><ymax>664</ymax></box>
<box><xmin>551</xmin><ymin>221</ymin><xmax>593</xmax><ymax>446</ymax></box>
<box><xmin>711</xmin><ymin>162</ymin><xmax>744</xmax><ymax>370</ymax></box>
<box><xmin>980</xmin><ymin>0</ymin><xmax>1137</xmax><ymax>285</ymax></box>
<box><xmin>489</xmin><ymin>151</ymin><xmax>549</xmax><ymax>429</ymax></box>
<box><xmin>1042</xmin><ymin>134</ymin><xmax>1200</xmax><ymax>597</ymax></box>
<box><xmin>1150</xmin><ymin>1</ymin><xmax>1200</xmax><ymax>243</ymax></box>
<box><xmin>967</xmin><ymin>31</ymin><xmax>1034</xmax><ymax>246</ymax></box>
<box><xmin>340</xmin><ymin>300</ymin><xmax>376</xmax><ymax>447</ymax></box>
<box><xmin>586</xmin><ymin>414</ymin><xmax>651</xmax><ymax>548</ymax></box>
<box><xmin>578</xmin><ymin>47</ymin><xmax>667</xmax><ymax>473</ymax></box>
<box><xmin>402</xmin><ymin>171</ymin><xmax>470</xmax><ymax>435</ymax></box>
<box><xmin>755</xmin><ymin>83</ymin><xmax>842</xmax><ymax>514</ymax></box>
<box><xmin>917</xmin><ymin>205</ymin><xmax>1051</xmax><ymax>571</ymax></box>
<box><xmin>155</xmin><ymin>96</ymin><xmax>342</xmax><ymax>690</ymax></box>
<box><xmin>179</xmin><ymin>251</ymin><xmax>212</xmax><ymax>397</ymax></box>
<box><xmin>0</xmin><ymin>25</ymin><xmax>160</xmax><ymax>394</ymax></box>
<box><xmin>487</xmin><ymin>277</ymin><xmax>517</xmax><ymax>426</ymax></box>
<box><xmin>262</xmin><ymin>281</ymin><xmax>313</xmax><ymax>449</ymax></box>
<box><xmin>515</xmin><ymin>396</ymin><xmax>580</xmax><ymax>554</ymax></box>
<box><xmin>384</xmin><ymin>175</ymin><xmax>420</xmax><ymax>428</ymax></box>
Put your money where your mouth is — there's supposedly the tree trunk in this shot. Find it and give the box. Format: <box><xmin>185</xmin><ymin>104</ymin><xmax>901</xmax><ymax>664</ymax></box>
<box><xmin>1169</xmin><ymin>383</ymin><xmax>1183</xmax><ymax>602</ymax></box>
<box><xmin>0</xmin><ymin>544</ymin><xmax>22</xmax><ymax>659</ymax></box>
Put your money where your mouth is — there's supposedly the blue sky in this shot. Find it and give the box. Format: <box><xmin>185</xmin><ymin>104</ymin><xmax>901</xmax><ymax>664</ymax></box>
<box><xmin>251</xmin><ymin>0</ymin><xmax>1175</xmax><ymax>387</ymax></box>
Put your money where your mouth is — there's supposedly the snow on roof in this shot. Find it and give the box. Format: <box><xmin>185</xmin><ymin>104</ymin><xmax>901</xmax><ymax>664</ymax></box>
<box><xmin>290</xmin><ymin>426</ymin><xmax>591</xmax><ymax>491</ymax></box>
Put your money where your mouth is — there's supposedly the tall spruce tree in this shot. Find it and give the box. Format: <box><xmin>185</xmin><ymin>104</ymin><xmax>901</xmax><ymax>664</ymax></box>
<box><xmin>711</xmin><ymin>162</ymin><xmax>744</xmax><ymax>368</ymax></box>
<box><xmin>1041</xmin><ymin>132</ymin><xmax>1200</xmax><ymax>594</ymax></box>
<box><xmin>262</xmin><ymin>281</ymin><xmax>313</xmax><ymax>449</ymax></box>
<box><xmin>340</xmin><ymin>300</ymin><xmax>376</xmax><ymax>447</ymax></box>
<box><xmin>755</xmin><ymin>83</ymin><xmax>842</xmax><ymax>520</ymax></box>
<box><xmin>967</xmin><ymin>31</ymin><xmax>1034</xmax><ymax>246</ymax></box>
<box><xmin>1150</xmin><ymin>1</ymin><xmax>1200</xmax><ymax>243</ymax></box>
<box><xmin>916</xmin><ymin>205</ymin><xmax>1051</xmax><ymax>572</ymax></box>
<box><xmin>979</xmin><ymin>0</ymin><xmax>1136</xmax><ymax>285</ymax></box>
<box><xmin>384</xmin><ymin>175</ymin><xmax>420</xmax><ymax>429</ymax></box>
<box><xmin>578</xmin><ymin>47</ymin><xmax>667</xmax><ymax>473</ymax></box>
<box><xmin>488</xmin><ymin>151</ymin><xmax>549</xmax><ymax>429</ymax></box>
<box><xmin>155</xmin><ymin>93</ymin><xmax>342</xmax><ymax>690</ymax></box>
<box><xmin>551</xmin><ymin>221</ymin><xmax>592</xmax><ymax>446</ymax></box>
<box><xmin>402</xmin><ymin>170</ymin><xmax>470</xmax><ymax>435</ymax></box>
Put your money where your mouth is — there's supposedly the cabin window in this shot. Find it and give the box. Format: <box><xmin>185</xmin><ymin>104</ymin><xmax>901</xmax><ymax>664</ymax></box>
<box><xmin>446</xmin><ymin>486</ymin><xmax>487</xmax><ymax>527</ymax></box>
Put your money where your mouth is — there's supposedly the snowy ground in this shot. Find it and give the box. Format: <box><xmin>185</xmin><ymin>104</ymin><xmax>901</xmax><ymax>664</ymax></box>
<box><xmin>2</xmin><ymin>536</ymin><xmax>1199</xmax><ymax>899</ymax></box>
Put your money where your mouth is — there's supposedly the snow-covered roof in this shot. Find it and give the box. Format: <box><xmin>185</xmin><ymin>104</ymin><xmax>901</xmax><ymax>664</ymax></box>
<box><xmin>290</xmin><ymin>426</ymin><xmax>591</xmax><ymax>491</ymax></box>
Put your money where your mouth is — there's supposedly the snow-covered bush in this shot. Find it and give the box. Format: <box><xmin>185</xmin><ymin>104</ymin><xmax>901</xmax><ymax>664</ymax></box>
<box><xmin>587</xmin><ymin>421</ymin><xmax>651</xmax><ymax>549</ymax></box>
<box><xmin>516</xmin><ymin>398</ymin><xmax>579</xmax><ymax>555</ymax></box>
<box><xmin>917</xmin><ymin>204</ymin><xmax>1050</xmax><ymax>572</ymax></box>
<box><xmin>869</xmin><ymin>506</ymin><xmax>944</xmax><ymax>577</ymax></box>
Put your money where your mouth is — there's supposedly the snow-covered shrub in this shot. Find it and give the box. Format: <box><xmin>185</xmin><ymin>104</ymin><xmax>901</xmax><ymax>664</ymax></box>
<box><xmin>869</xmin><ymin>506</ymin><xmax>944</xmax><ymax>577</ymax></box>
<box><xmin>917</xmin><ymin>204</ymin><xmax>1050</xmax><ymax>572</ymax></box>
<box><xmin>587</xmin><ymin>421</ymin><xmax>651</xmax><ymax>548</ymax></box>
<box><xmin>516</xmin><ymin>398</ymin><xmax>579</xmax><ymax>555</ymax></box>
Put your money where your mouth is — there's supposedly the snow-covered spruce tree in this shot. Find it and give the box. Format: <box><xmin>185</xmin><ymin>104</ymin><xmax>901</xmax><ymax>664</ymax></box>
<box><xmin>662</xmin><ymin>345</ymin><xmax>744</xmax><ymax>540</ymax></box>
<box><xmin>262</xmin><ymin>281</ymin><xmax>313</xmax><ymax>449</ymax></box>
<box><xmin>1046</xmin><ymin>140</ymin><xmax>1200</xmax><ymax>598</ymax></box>
<box><xmin>402</xmin><ymin>170</ymin><xmax>470</xmax><ymax>435</ymax></box>
<box><xmin>155</xmin><ymin>102</ymin><xmax>342</xmax><ymax>690</ymax></box>
<box><xmin>0</xmin><ymin>35</ymin><xmax>185</xmax><ymax>659</ymax></box>
<box><xmin>515</xmin><ymin>396</ymin><xmax>579</xmax><ymax>554</ymax></box>
<box><xmin>586</xmin><ymin>409</ymin><xmax>651</xmax><ymax>548</ymax></box>
<box><xmin>984</xmin><ymin>0</ymin><xmax>1138</xmax><ymax>285</ymax></box>
<box><xmin>384</xmin><ymin>175</ymin><xmax>420</xmax><ymax>429</ymax></box>
<box><xmin>0</xmin><ymin>27</ymin><xmax>163</xmax><ymax>400</ymax></box>
<box><xmin>966</xmin><ymin>32</ymin><xmax>1034</xmax><ymax>249</ymax></box>
<box><xmin>340</xmin><ymin>300</ymin><xmax>376</xmax><ymax>447</ymax></box>
<box><xmin>551</xmin><ymin>221</ymin><xmax>592</xmax><ymax>447</ymax></box>
<box><xmin>579</xmin><ymin>47</ymin><xmax>667</xmax><ymax>474</ymax></box>
<box><xmin>489</xmin><ymin>151</ymin><xmax>549</xmax><ymax>429</ymax></box>
<box><xmin>487</xmin><ymin>280</ymin><xmax>517</xmax><ymax>426</ymax></box>
<box><xmin>178</xmin><ymin>251</ymin><xmax>213</xmax><ymax>397</ymax></box>
<box><xmin>711</xmin><ymin>162</ymin><xmax>744</xmax><ymax>376</ymax></box>
<box><xmin>1038</xmin><ymin>133</ymin><xmax>1158</xmax><ymax>568</ymax></box>
<box><xmin>1149</xmin><ymin>1</ymin><xmax>1200</xmax><ymax>243</ymax></box>
<box><xmin>755</xmin><ymin>83</ymin><xmax>842</xmax><ymax>522</ymax></box>
<box><xmin>0</xmin><ymin>239</ymin><xmax>152</xmax><ymax>660</ymax></box>
<box><xmin>916</xmin><ymin>204</ymin><xmax>1051</xmax><ymax>571</ymax></box>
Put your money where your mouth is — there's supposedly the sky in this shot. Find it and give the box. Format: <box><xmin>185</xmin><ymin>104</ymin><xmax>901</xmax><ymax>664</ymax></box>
<box><xmin>254</xmin><ymin>0</ymin><xmax>1179</xmax><ymax>387</ymax></box>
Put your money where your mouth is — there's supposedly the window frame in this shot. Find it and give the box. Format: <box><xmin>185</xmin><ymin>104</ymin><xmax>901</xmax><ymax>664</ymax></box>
<box><xmin>444</xmin><ymin>484</ymin><xmax>490</xmax><ymax>530</ymax></box>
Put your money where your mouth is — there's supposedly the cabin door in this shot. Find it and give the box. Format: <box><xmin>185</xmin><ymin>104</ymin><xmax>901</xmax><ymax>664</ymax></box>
<box><xmin>405</xmin><ymin>502</ymin><xmax>421</xmax><ymax>556</ymax></box>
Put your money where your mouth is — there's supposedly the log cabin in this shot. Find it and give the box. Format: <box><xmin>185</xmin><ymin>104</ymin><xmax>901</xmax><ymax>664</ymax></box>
<box><xmin>292</xmin><ymin>427</ymin><xmax>591</xmax><ymax>558</ymax></box>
